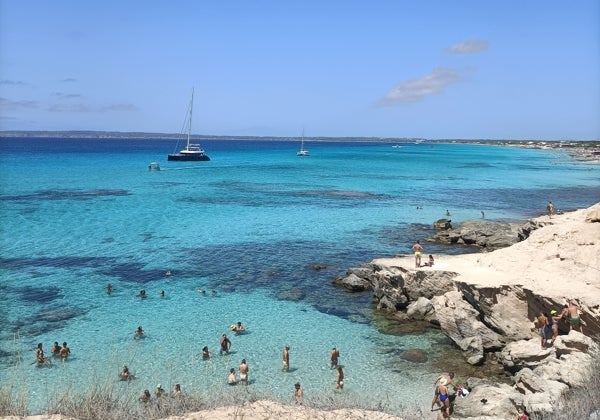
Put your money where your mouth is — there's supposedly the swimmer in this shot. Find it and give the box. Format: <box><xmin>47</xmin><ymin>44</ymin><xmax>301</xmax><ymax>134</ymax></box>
<box><xmin>197</xmin><ymin>288</ymin><xmax>206</xmax><ymax>294</ymax></box>
<box><xmin>106</xmin><ymin>283</ymin><xmax>113</xmax><ymax>294</ymax></box>
<box><xmin>59</xmin><ymin>342</ymin><xmax>70</xmax><ymax>360</ymax></box>
<box><xmin>172</xmin><ymin>384</ymin><xmax>181</xmax><ymax>397</ymax></box>
<box><xmin>231</xmin><ymin>321</ymin><xmax>245</xmax><ymax>334</ymax></box>
<box><xmin>165</xmin><ymin>270</ymin><xmax>172</xmax><ymax>277</ymax></box>
<box><xmin>282</xmin><ymin>345</ymin><xmax>290</xmax><ymax>372</ymax></box>
<box><xmin>140</xmin><ymin>389</ymin><xmax>151</xmax><ymax>403</ymax></box>
<box><xmin>336</xmin><ymin>366</ymin><xmax>344</xmax><ymax>389</ymax></box>
<box><xmin>154</xmin><ymin>384</ymin><xmax>165</xmax><ymax>397</ymax></box>
<box><xmin>202</xmin><ymin>346</ymin><xmax>211</xmax><ymax>360</ymax></box>
<box><xmin>330</xmin><ymin>347</ymin><xmax>340</xmax><ymax>368</ymax></box>
<box><xmin>239</xmin><ymin>358</ymin><xmax>249</xmax><ymax>385</ymax></box>
<box><xmin>119</xmin><ymin>365</ymin><xmax>131</xmax><ymax>381</ymax></box>
<box><xmin>228</xmin><ymin>368</ymin><xmax>237</xmax><ymax>385</ymax></box>
<box><xmin>220</xmin><ymin>334</ymin><xmax>231</xmax><ymax>355</ymax></box>
<box><xmin>135</xmin><ymin>326</ymin><xmax>145</xmax><ymax>339</ymax></box>
<box><xmin>136</xmin><ymin>289</ymin><xmax>147</xmax><ymax>298</ymax></box>
<box><xmin>51</xmin><ymin>341</ymin><xmax>61</xmax><ymax>357</ymax></box>
<box><xmin>159</xmin><ymin>290</ymin><xmax>165</xmax><ymax>297</ymax></box>
<box><xmin>35</xmin><ymin>343</ymin><xmax>50</xmax><ymax>365</ymax></box>
<box><xmin>293</xmin><ymin>382</ymin><xmax>303</xmax><ymax>404</ymax></box>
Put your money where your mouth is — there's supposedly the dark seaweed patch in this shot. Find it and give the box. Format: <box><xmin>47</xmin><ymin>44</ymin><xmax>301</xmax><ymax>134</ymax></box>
<box><xmin>0</xmin><ymin>256</ymin><xmax>113</xmax><ymax>271</ymax></box>
<box><xmin>0</xmin><ymin>188</ymin><xmax>131</xmax><ymax>201</ymax></box>
<box><xmin>97</xmin><ymin>263</ymin><xmax>165</xmax><ymax>284</ymax></box>
<box><xmin>16</xmin><ymin>286</ymin><xmax>62</xmax><ymax>303</ymax></box>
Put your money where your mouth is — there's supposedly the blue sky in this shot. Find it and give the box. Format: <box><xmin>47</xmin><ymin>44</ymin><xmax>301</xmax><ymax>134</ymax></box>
<box><xmin>1</xmin><ymin>1</ymin><xmax>599</xmax><ymax>140</ymax></box>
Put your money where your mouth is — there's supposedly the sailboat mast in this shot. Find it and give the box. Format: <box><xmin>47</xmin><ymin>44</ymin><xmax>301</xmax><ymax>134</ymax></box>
<box><xmin>187</xmin><ymin>88</ymin><xmax>194</xmax><ymax>147</ymax></box>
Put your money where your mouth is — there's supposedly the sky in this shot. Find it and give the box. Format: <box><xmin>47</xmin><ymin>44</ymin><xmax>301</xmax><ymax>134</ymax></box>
<box><xmin>1</xmin><ymin>1</ymin><xmax>599</xmax><ymax>140</ymax></box>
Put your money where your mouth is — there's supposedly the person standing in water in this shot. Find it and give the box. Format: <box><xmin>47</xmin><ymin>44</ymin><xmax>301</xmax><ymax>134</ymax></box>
<box><xmin>336</xmin><ymin>366</ymin><xmax>344</xmax><ymax>389</ymax></box>
<box><xmin>293</xmin><ymin>382</ymin><xmax>303</xmax><ymax>404</ymax></box>
<box><xmin>282</xmin><ymin>345</ymin><xmax>290</xmax><ymax>372</ymax></box>
<box><xmin>239</xmin><ymin>358</ymin><xmax>249</xmax><ymax>385</ymax></box>
<box><xmin>330</xmin><ymin>347</ymin><xmax>340</xmax><ymax>368</ymax></box>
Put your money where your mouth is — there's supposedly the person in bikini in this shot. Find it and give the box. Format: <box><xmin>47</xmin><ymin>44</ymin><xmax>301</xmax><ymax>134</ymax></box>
<box><xmin>36</xmin><ymin>343</ymin><xmax>50</xmax><ymax>365</ymax></box>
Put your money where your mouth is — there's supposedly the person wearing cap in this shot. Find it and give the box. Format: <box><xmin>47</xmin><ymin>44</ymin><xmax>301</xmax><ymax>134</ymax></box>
<box><xmin>550</xmin><ymin>309</ymin><xmax>561</xmax><ymax>345</ymax></box>
<box><xmin>154</xmin><ymin>384</ymin><xmax>164</xmax><ymax>397</ymax></box>
<box><xmin>293</xmin><ymin>382</ymin><xmax>303</xmax><ymax>404</ymax></box>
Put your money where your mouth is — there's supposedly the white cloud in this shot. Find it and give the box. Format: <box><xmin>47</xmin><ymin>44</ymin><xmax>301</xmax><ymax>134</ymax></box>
<box><xmin>447</xmin><ymin>39</ymin><xmax>489</xmax><ymax>54</ymax></box>
<box><xmin>0</xmin><ymin>80</ymin><xmax>27</xmax><ymax>86</ymax></box>
<box><xmin>378</xmin><ymin>67</ymin><xmax>461</xmax><ymax>106</ymax></box>
<box><xmin>47</xmin><ymin>103</ymin><xmax>93</xmax><ymax>112</ymax></box>
<box><xmin>0</xmin><ymin>97</ymin><xmax>38</xmax><ymax>110</ymax></box>
<box><xmin>47</xmin><ymin>102</ymin><xmax>138</xmax><ymax>113</ymax></box>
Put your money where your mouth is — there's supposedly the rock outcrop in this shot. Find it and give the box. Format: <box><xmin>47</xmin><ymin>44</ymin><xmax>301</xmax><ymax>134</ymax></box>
<box><xmin>427</xmin><ymin>219</ymin><xmax>544</xmax><ymax>250</ymax></box>
<box><xmin>332</xmin><ymin>203</ymin><xmax>600</xmax><ymax>419</ymax></box>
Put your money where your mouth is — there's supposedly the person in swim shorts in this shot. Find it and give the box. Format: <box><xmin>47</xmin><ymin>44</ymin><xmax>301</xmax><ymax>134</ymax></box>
<box><xmin>330</xmin><ymin>347</ymin><xmax>340</xmax><ymax>368</ymax></box>
<box><xmin>537</xmin><ymin>312</ymin><xmax>550</xmax><ymax>349</ymax></box>
<box><xmin>567</xmin><ymin>301</ymin><xmax>583</xmax><ymax>333</ymax></box>
<box><xmin>282</xmin><ymin>345</ymin><xmax>290</xmax><ymax>372</ymax></box>
<box><xmin>239</xmin><ymin>358</ymin><xmax>249</xmax><ymax>385</ymax></box>
<box><xmin>412</xmin><ymin>241</ymin><xmax>424</xmax><ymax>268</ymax></box>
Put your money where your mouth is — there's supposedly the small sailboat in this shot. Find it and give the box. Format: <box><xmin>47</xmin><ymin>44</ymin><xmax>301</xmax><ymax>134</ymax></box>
<box><xmin>167</xmin><ymin>88</ymin><xmax>210</xmax><ymax>161</ymax></box>
<box><xmin>296</xmin><ymin>129</ymin><xmax>309</xmax><ymax>156</ymax></box>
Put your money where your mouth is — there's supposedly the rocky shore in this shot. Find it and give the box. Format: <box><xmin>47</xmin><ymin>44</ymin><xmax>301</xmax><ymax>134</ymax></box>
<box><xmin>334</xmin><ymin>202</ymin><xmax>600</xmax><ymax>419</ymax></box>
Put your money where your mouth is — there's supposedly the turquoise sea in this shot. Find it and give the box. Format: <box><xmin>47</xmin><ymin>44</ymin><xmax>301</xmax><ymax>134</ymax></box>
<box><xmin>1</xmin><ymin>138</ymin><xmax>599</xmax><ymax>415</ymax></box>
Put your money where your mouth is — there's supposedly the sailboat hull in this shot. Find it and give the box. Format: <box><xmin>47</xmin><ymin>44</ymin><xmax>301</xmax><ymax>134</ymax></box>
<box><xmin>167</xmin><ymin>153</ymin><xmax>210</xmax><ymax>161</ymax></box>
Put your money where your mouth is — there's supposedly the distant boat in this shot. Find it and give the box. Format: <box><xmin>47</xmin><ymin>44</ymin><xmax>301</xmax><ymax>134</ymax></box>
<box><xmin>148</xmin><ymin>162</ymin><xmax>161</xmax><ymax>171</ymax></box>
<box><xmin>296</xmin><ymin>129</ymin><xmax>309</xmax><ymax>156</ymax></box>
<box><xmin>168</xmin><ymin>88</ymin><xmax>210</xmax><ymax>162</ymax></box>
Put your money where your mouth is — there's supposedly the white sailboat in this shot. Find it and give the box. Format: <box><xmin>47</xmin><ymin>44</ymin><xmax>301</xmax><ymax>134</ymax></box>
<box><xmin>167</xmin><ymin>88</ymin><xmax>210</xmax><ymax>161</ymax></box>
<box><xmin>296</xmin><ymin>129</ymin><xmax>309</xmax><ymax>156</ymax></box>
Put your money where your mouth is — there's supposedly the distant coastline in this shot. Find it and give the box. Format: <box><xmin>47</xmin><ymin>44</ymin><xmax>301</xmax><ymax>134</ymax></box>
<box><xmin>1</xmin><ymin>130</ymin><xmax>598</xmax><ymax>162</ymax></box>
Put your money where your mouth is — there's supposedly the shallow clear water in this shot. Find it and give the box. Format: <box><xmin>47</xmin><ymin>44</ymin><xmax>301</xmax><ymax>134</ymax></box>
<box><xmin>1</xmin><ymin>138</ymin><xmax>599</xmax><ymax>414</ymax></box>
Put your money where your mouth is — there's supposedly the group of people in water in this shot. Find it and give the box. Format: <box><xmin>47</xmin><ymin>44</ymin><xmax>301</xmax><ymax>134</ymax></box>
<box><xmin>537</xmin><ymin>300</ymin><xmax>583</xmax><ymax>349</ymax></box>
<box><xmin>116</xmin><ymin>320</ymin><xmax>341</xmax><ymax>406</ymax></box>
<box><xmin>35</xmin><ymin>341</ymin><xmax>70</xmax><ymax>366</ymax></box>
